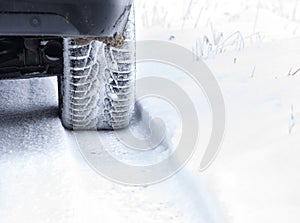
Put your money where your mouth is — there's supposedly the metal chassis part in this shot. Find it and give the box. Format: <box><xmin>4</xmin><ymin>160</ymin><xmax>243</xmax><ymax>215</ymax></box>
<box><xmin>0</xmin><ymin>37</ymin><xmax>63</xmax><ymax>80</ymax></box>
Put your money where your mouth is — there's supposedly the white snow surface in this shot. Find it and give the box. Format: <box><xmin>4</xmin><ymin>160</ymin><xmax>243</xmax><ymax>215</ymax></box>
<box><xmin>0</xmin><ymin>75</ymin><xmax>225</xmax><ymax>223</ymax></box>
<box><xmin>0</xmin><ymin>78</ymin><xmax>225</xmax><ymax>223</ymax></box>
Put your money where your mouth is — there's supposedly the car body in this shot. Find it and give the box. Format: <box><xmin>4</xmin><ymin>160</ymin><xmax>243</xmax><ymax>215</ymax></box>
<box><xmin>0</xmin><ymin>0</ymin><xmax>133</xmax><ymax>37</ymax></box>
<box><xmin>0</xmin><ymin>0</ymin><xmax>134</xmax><ymax>79</ymax></box>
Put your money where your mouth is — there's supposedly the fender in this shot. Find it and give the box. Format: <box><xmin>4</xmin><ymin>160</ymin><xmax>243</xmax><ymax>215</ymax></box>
<box><xmin>0</xmin><ymin>0</ymin><xmax>133</xmax><ymax>37</ymax></box>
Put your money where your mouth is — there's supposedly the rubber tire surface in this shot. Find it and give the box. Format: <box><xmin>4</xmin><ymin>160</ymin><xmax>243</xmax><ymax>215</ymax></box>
<box><xmin>59</xmin><ymin>7</ymin><xmax>135</xmax><ymax>130</ymax></box>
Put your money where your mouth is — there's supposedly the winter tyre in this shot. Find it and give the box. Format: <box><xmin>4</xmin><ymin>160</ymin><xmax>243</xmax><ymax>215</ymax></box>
<box><xmin>59</xmin><ymin>6</ymin><xmax>135</xmax><ymax>130</ymax></box>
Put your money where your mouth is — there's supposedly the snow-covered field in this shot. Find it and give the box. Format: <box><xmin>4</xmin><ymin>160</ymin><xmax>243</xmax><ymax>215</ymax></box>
<box><xmin>1</xmin><ymin>0</ymin><xmax>300</xmax><ymax>222</ymax></box>
<box><xmin>204</xmin><ymin>40</ymin><xmax>300</xmax><ymax>223</ymax></box>
<box><xmin>136</xmin><ymin>1</ymin><xmax>300</xmax><ymax>222</ymax></box>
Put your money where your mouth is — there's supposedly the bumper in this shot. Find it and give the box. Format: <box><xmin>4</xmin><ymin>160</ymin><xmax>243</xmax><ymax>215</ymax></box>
<box><xmin>0</xmin><ymin>0</ymin><xmax>133</xmax><ymax>37</ymax></box>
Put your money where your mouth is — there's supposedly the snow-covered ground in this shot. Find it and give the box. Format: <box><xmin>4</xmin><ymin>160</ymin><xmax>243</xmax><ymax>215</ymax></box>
<box><xmin>204</xmin><ymin>39</ymin><xmax>300</xmax><ymax>223</ymax></box>
<box><xmin>0</xmin><ymin>78</ymin><xmax>226</xmax><ymax>223</ymax></box>
<box><xmin>134</xmin><ymin>1</ymin><xmax>300</xmax><ymax>222</ymax></box>
<box><xmin>1</xmin><ymin>0</ymin><xmax>300</xmax><ymax>222</ymax></box>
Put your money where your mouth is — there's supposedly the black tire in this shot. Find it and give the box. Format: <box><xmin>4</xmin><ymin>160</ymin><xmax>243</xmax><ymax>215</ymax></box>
<box><xmin>59</xmin><ymin>7</ymin><xmax>136</xmax><ymax>130</ymax></box>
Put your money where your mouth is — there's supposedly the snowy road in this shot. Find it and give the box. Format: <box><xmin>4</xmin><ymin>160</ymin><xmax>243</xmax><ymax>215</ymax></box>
<box><xmin>0</xmin><ymin>78</ymin><xmax>225</xmax><ymax>223</ymax></box>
